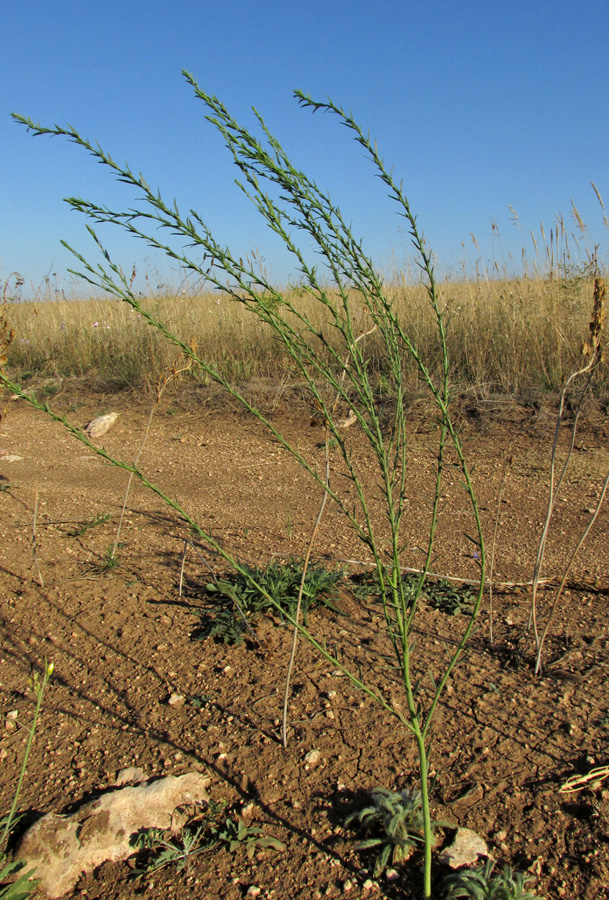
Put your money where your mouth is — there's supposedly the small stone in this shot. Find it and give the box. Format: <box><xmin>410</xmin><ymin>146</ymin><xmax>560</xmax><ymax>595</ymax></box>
<box><xmin>6</xmin><ymin>710</ymin><xmax>18</xmax><ymax>719</ymax></box>
<box><xmin>304</xmin><ymin>749</ymin><xmax>321</xmax><ymax>766</ymax></box>
<box><xmin>495</xmin><ymin>830</ymin><xmax>507</xmax><ymax>842</ymax></box>
<box><xmin>114</xmin><ymin>766</ymin><xmax>146</xmax><ymax>786</ymax></box>
<box><xmin>167</xmin><ymin>693</ymin><xmax>186</xmax><ymax>708</ymax></box>
<box><xmin>246</xmin><ymin>887</ymin><xmax>261</xmax><ymax>898</ymax></box>
<box><xmin>439</xmin><ymin>827</ymin><xmax>489</xmax><ymax>869</ymax></box>
<box><xmin>385</xmin><ymin>868</ymin><xmax>399</xmax><ymax>881</ymax></box>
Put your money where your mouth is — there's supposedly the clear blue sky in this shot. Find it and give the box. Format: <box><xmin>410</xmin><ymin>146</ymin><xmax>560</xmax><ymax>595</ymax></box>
<box><xmin>2</xmin><ymin>0</ymin><xmax>609</xmax><ymax>296</ymax></box>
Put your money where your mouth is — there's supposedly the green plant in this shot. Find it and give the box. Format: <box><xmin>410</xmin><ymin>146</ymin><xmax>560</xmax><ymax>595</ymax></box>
<box><xmin>130</xmin><ymin>824</ymin><xmax>208</xmax><ymax>876</ymax></box>
<box><xmin>353</xmin><ymin>572</ymin><xmax>476</xmax><ymax>617</ymax></box>
<box><xmin>130</xmin><ymin>804</ymin><xmax>283</xmax><ymax>877</ymax></box>
<box><xmin>6</xmin><ymin>76</ymin><xmax>487</xmax><ymax>898</ymax></box>
<box><xmin>214</xmin><ymin>814</ymin><xmax>284</xmax><ymax>857</ymax></box>
<box><xmin>442</xmin><ymin>859</ymin><xmax>541</xmax><ymax>900</ymax></box>
<box><xmin>412</xmin><ymin>576</ymin><xmax>477</xmax><ymax>617</ymax></box>
<box><xmin>0</xmin><ymin>661</ymin><xmax>53</xmax><ymax>900</ymax></box>
<box><xmin>98</xmin><ymin>545</ymin><xmax>120</xmax><ymax>570</ymax></box>
<box><xmin>68</xmin><ymin>512</ymin><xmax>111</xmax><ymax>537</ymax></box>
<box><xmin>345</xmin><ymin>787</ymin><xmax>447</xmax><ymax>877</ymax></box>
<box><xmin>200</xmin><ymin>560</ymin><xmax>344</xmax><ymax>643</ymax></box>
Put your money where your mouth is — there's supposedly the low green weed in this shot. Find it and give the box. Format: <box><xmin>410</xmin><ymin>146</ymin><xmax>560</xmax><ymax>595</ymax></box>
<box><xmin>68</xmin><ymin>512</ymin><xmax>111</xmax><ymax>537</ymax></box>
<box><xmin>130</xmin><ymin>803</ymin><xmax>284</xmax><ymax>877</ymax></box>
<box><xmin>442</xmin><ymin>859</ymin><xmax>541</xmax><ymax>900</ymax></box>
<box><xmin>97</xmin><ymin>545</ymin><xmax>121</xmax><ymax>570</ymax></box>
<box><xmin>345</xmin><ymin>787</ymin><xmax>448</xmax><ymax>878</ymax></box>
<box><xmin>197</xmin><ymin>560</ymin><xmax>344</xmax><ymax>644</ymax></box>
<box><xmin>352</xmin><ymin>572</ymin><xmax>476</xmax><ymax>616</ymax></box>
<box><xmin>1</xmin><ymin>661</ymin><xmax>53</xmax><ymax>900</ymax></box>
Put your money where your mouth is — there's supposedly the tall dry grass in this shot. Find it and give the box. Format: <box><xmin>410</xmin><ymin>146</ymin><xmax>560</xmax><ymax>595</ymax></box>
<box><xmin>5</xmin><ymin>274</ymin><xmax>606</xmax><ymax>397</ymax></box>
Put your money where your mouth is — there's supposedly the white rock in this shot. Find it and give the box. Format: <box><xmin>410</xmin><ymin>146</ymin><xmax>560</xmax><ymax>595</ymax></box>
<box><xmin>168</xmin><ymin>692</ymin><xmax>186</xmax><ymax>708</ymax></box>
<box><xmin>16</xmin><ymin>773</ymin><xmax>210</xmax><ymax>898</ymax></box>
<box><xmin>438</xmin><ymin>827</ymin><xmax>489</xmax><ymax>869</ymax></box>
<box><xmin>84</xmin><ymin>412</ymin><xmax>118</xmax><ymax>440</ymax></box>
<box><xmin>114</xmin><ymin>766</ymin><xmax>146</xmax><ymax>786</ymax></box>
<box><xmin>304</xmin><ymin>749</ymin><xmax>321</xmax><ymax>766</ymax></box>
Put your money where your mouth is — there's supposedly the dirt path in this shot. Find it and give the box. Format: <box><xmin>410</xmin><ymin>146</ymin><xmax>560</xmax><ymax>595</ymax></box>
<box><xmin>1</xmin><ymin>393</ymin><xmax>608</xmax><ymax>899</ymax></box>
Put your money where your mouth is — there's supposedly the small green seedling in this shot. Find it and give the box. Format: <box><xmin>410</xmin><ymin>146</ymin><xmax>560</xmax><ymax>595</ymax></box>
<box><xmin>130</xmin><ymin>804</ymin><xmax>284</xmax><ymax>878</ymax></box>
<box><xmin>68</xmin><ymin>512</ymin><xmax>111</xmax><ymax>537</ymax></box>
<box><xmin>345</xmin><ymin>787</ymin><xmax>447</xmax><ymax>877</ymax></box>
<box><xmin>215</xmin><ymin>815</ymin><xmax>285</xmax><ymax>858</ymax></box>
<box><xmin>130</xmin><ymin>824</ymin><xmax>208</xmax><ymax>876</ymax></box>
<box><xmin>1</xmin><ymin>661</ymin><xmax>53</xmax><ymax>900</ymax></box>
<box><xmin>442</xmin><ymin>859</ymin><xmax>541</xmax><ymax>900</ymax></box>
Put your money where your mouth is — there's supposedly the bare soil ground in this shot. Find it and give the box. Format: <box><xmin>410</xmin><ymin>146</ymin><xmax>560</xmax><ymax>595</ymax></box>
<box><xmin>1</xmin><ymin>388</ymin><xmax>608</xmax><ymax>899</ymax></box>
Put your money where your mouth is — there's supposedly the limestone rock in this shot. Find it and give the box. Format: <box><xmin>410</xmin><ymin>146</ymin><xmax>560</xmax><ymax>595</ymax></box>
<box><xmin>438</xmin><ymin>827</ymin><xmax>490</xmax><ymax>869</ymax></box>
<box><xmin>16</xmin><ymin>773</ymin><xmax>210</xmax><ymax>898</ymax></box>
<box><xmin>84</xmin><ymin>412</ymin><xmax>118</xmax><ymax>440</ymax></box>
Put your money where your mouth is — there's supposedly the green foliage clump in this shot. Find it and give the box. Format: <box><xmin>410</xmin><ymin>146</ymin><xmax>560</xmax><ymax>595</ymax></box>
<box><xmin>345</xmin><ymin>787</ymin><xmax>447</xmax><ymax>877</ymax></box>
<box><xmin>353</xmin><ymin>572</ymin><xmax>476</xmax><ymax>616</ymax></box>
<box><xmin>130</xmin><ymin>803</ymin><xmax>284</xmax><ymax>877</ymax></box>
<box><xmin>442</xmin><ymin>859</ymin><xmax>541</xmax><ymax>900</ymax></box>
<box><xmin>195</xmin><ymin>560</ymin><xmax>344</xmax><ymax>644</ymax></box>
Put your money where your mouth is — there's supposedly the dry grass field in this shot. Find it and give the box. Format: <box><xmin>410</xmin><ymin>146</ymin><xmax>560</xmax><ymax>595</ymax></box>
<box><xmin>5</xmin><ymin>275</ymin><xmax>607</xmax><ymax>399</ymax></box>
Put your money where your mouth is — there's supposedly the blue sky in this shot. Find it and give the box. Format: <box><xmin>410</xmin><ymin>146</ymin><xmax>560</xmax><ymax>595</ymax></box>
<box><xmin>2</xmin><ymin>0</ymin><xmax>609</xmax><ymax>296</ymax></box>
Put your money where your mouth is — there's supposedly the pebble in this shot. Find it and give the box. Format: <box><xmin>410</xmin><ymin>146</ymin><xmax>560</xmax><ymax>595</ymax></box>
<box><xmin>114</xmin><ymin>766</ymin><xmax>146</xmax><ymax>786</ymax></box>
<box><xmin>304</xmin><ymin>749</ymin><xmax>321</xmax><ymax>766</ymax></box>
<box><xmin>167</xmin><ymin>693</ymin><xmax>186</xmax><ymax>708</ymax></box>
<box><xmin>246</xmin><ymin>887</ymin><xmax>261</xmax><ymax>898</ymax></box>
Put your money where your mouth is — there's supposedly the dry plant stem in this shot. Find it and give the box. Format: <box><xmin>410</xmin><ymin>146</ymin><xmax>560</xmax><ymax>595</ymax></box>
<box><xmin>111</xmin><ymin>405</ymin><xmax>156</xmax><ymax>560</ymax></box>
<box><xmin>534</xmin><ymin>468</ymin><xmax>609</xmax><ymax>675</ymax></box>
<box><xmin>179</xmin><ymin>539</ymin><xmax>218</xmax><ymax>597</ymax></box>
<box><xmin>529</xmin><ymin>370</ymin><xmax>587</xmax><ymax>638</ymax></box>
<box><xmin>530</xmin><ymin>275</ymin><xmax>604</xmax><ymax>668</ymax></box>
<box><xmin>32</xmin><ymin>486</ymin><xmax>44</xmax><ymax>587</ymax></box>
<box><xmin>488</xmin><ymin>451</ymin><xmax>512</xmax><ymax>644</ymax></box>
<box><xmin>282</xmin><ymin>429</ymin><xmax>330</xmax><ymax>748</ymax></box>
<box><xmin>297</xmin><ymin>555</ymin><xmax>556</xmax><ymax>591</ymax></box>
<box><xmin>112</xmin><ymin>358</ymin><xmax>191</xmax><ymax>559</ymax></box>
<box><xmin>561</xmin><ymin>764</ymin><xmax>609</xmax><ymax>793</ymax></box>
